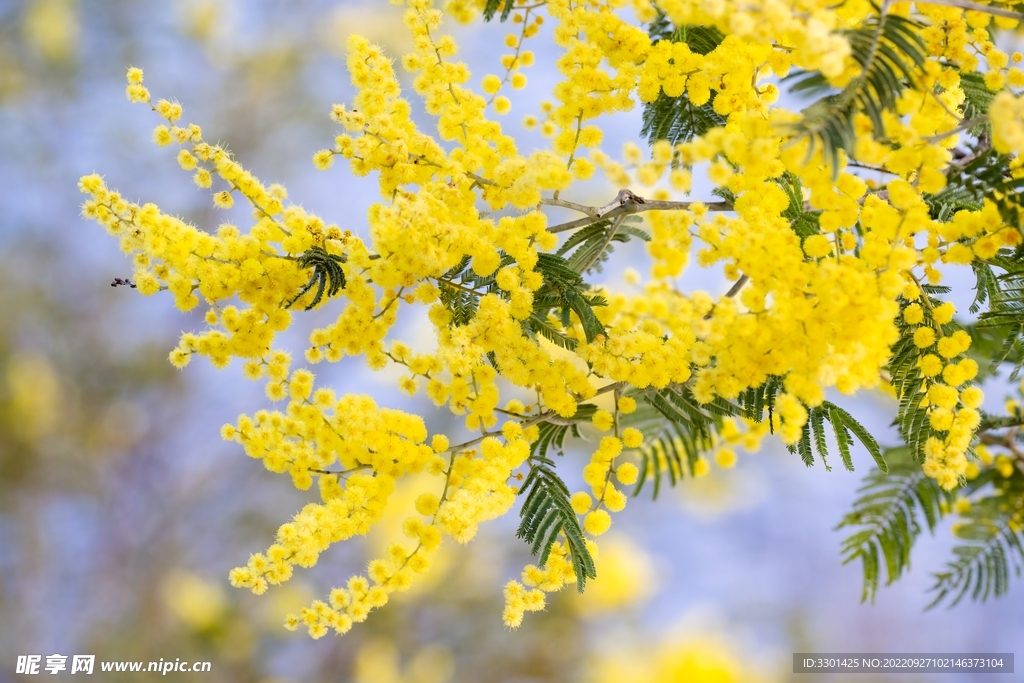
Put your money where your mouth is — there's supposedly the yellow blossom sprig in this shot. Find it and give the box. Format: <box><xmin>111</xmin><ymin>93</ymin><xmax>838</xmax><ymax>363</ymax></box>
<box><xmin>83</xmin><ymin>0</ymin><xmax>1024</xmax><ymax>638</ymax></box>
<box><xmin>482</xmin><ymin>5</ymin><xmax>541</xmax><ymax>111</ymax></box>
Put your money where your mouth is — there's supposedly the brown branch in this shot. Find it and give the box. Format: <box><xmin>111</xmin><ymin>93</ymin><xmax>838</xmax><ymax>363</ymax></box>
<box><xmin>547</xmin><ymin>189</ymin><xmax>731</xmax><ymax>234</ymax></box>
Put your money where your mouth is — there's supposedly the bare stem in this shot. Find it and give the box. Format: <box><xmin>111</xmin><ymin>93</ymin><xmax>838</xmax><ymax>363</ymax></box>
<box><xmin>924</xmin><ymin>117</ymin><xmax>986</xmax><ymax>143</ymax></box>
<box><xmin>704</xmin><ymin>274</ymin><xmax>750</xmax><ymax>320</ymax></box>
<box><xmin>542</xmin><ymin>196</ymin><xmax>599</xmax><ymax>217</ymax></box>
<box><xmin>547</xmin><ymin>190</ymin><xmax>731</xmax><ymax>234</ymax></box>
<box><xmin>916</xmin><ymin>0</ymin><xmax>1024</xmax><ymax>19</ymax></box>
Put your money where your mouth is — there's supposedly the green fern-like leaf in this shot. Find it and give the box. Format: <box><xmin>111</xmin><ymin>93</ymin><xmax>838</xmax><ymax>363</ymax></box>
<box><xmin>970</xmin><ymin>261</ymin><xmax>1000</xmax><ymax>315</ymax></box>
<box><xmin>787</xmin><ymin>401</ymin><xmax>886</xmax><ymax>472</ymax></box>
<box><xmin>947</xmin><ymin>150</ymin><xmax>1024</xmax><ymax>228</ymax></box>
<box><xmin>787</xmin><ymin>11</ymin><xmax>927</xmax><ymax>173</ymax></box>
<box><xmin>523</xmin><ymin>313</ymin><xmax>580</xmax><ymax>352</ymax></box>
<box><xmin>517</xmin><ymin>455</ymin><xmax>597</xmax><ymax>591</ymax></box>
<box><xmin>621</xmin><ymin>396</ymin><xmax>706</xmax><ymax>498</ymax></box>
<box><xmin>736</xmin><ymin>376</ymin><xmax>783</xmax><ymax>426</ymax></box>
<box><xmin>532</xmin><ymin>253</ymin><xmax>608</xmax><ymax>343</ymax></box>
<box><xmin>957</xmin><ymin>70</ymin><xmax>996</xmax><ymax>135</ymax></box>
<box><xmin>482</xmin><ymin>0</ymin><xmax>515</xmax><ymax>22</ymax></box>
<box><xmin>436</xmin><ymin>253</ymin><xmax>513</xmax><ymax>326</ymax></box>
<box><xmin>975</xmin><ymin>246</ymin><xmax>1024</xmax><ymax>379</ymax></box>
<box><xmin>284</xmin><ymin>246</ymin><xmax>348</xmax><ymax>311</ymax></box>
<box><xmin>929</xmin><ymin>489</ymin><xmax>1024</xmax><ymax>608</ymax></box>
<box><xmin>529</xmin><ymin>404</ymin><xmax>598</xmax><ymax>459</ymax></box>
<box><xmin>641</xmin><ymin>93</ymin><xmax>726</xmax><ymax>148</ymax></box>
<box><xmin>924</xmin><ymin>183</ymin><xmax>984</xmax><ymax>223</ymax></box>
<box><xmin>629</xmin><ymin>384</ymin><xmax>738</xmax><ymax>496</ymax></box>
<box><xmin>963</xmin><ymin>321</ymin><xmax>1024</xmax><ymax>383</ymax></box>
<box><xmin>887</xmin><ymin>285</ymin><xmax>981</xmax><ymax>463</ymax></box>
<box><xmin>837</xmin><ymin>447</ymin><xmax>953</xmax><ymax>602</ymax></box>
<box><xmin>775</xmin><ymin>171</ymin><xmax>823</xmax><ymax>240</ymax></box>
<box><xmin>646</xmin><ymin>15</ymin><xmax>724</xmax><ymax>55</ymax></box>
<box><xmin>556</xmin><ymin>218</ymin><xmax>649</xmax><ymax>275</ymax></box>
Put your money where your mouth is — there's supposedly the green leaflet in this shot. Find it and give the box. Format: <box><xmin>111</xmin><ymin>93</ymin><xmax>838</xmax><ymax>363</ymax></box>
<box><xmin>957</xmin><ymin>70</ymin><xmax>995</xmax><ymax>135</ymax></box>
<box><xmin>775</xmin><ymin>171</ymin><xmax>822</xmax><ymax>241</ymax></box>
<box><xmin>786</xmin><ymin>11</ymin><xmax>927</xmax><ymax>174</ymax></box>
<box><xmin>530</xmin><ymin>404</ymin><xmax>598</xmax><ymax>459</ymax></box>
<box><xmin>555</xmin><ymin>218</ymin><xmax>649</xmax><ymax>275</ymax></box>
<box><xmin>929</xmin><ymin>468</ymin><xmax>1024</xmax><ymax>608</ymax></box>
<box><xmin>283</xmin><ymin>246</ymin><xmax>348</xmax><ymax>311</ymax></box>
<box><xmin>887</xmin><ymin>284</ymin><xmax>980</xmax><ymax>463</ymax></box>
<box><xmin>516</xmin><ymin>454</ymin><xmax>597</xmax><ymax>591</ymax></box>
<box><xmin>624</xmin><ymin>387</ymin><xmax>725</xmax><ymax>499</ymax></box>
<box><xmin>936</xmin><ymin>149</ymin><xmax>1024</xmax><ymax>229</ymax></box>
<box><xmin>627</xmin><ymin>378</ymin><xmax>786</xmax><ymax>498</ymax></box>
<box><xmin>436</xmin><ymin>253</ymin><xmax>512</xmax><ymax>327</ymax></box>
<box><xmin>976</xmin><ymin>247</ymin><xmax>1024</xmax><ymax>381</ymax></box>
<box><xmin>836</xmin><ymin>447</ymin><xmax>953</xmax><ymax>603</ymax></box>
<box><xmin>481</xmin><ymin>0</ymin><xmax>515</xmax><ymax>22</ymax></box>
<box><xmin>531</xmin><ymin>252</ymin><xmax>608</xmax><ymax>344</ymax></box>
<box><xmin>437</xmin><ymin>250</ymin><xmax>611</xmax><ymax>347</ymax></box>
<box><xmin>787</xmin><ymin>401</ymin><xmax>886</xmax><ymax>473</ymax></box>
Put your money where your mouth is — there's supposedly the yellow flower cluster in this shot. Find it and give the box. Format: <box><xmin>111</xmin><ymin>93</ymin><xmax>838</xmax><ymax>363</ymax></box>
<box><xmin>654</xmin><ymin>0</ymin><xmax>853</xmax><ymax>79</ymax></box>
<box><xmin>898</xmin><ymin>296</ymin><xmax>982</xmax><ymax>490</ymax></box>
<box><xmin>991</xmin><ymin>92</ymin><xmax>1024</xmax><ymax>155</ymax></box>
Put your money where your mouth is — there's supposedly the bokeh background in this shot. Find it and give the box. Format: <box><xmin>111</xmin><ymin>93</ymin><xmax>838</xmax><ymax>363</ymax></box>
<box><xmin>1</xmin><ymin>1</ymin><xmax>1023</xmax><ymax>681</ymax></box>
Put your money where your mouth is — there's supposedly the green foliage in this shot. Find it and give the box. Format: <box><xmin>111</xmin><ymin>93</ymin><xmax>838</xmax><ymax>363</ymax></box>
<box><xmin>975</xmin><ymin>246</ymin><xmax>1024</xmax><ymax>379</ymax></box>
<box><xmin>775</xmin><ymin>171</ymin><xmax>822</xmax><ymax>240</ymax></box>
<box><xmin>436</xmin><ymin>253</ymin><xmax>512</xmax><ymax>326</ymax></box>
<box><xmin>641</xmin><ymin>15</ymin><xmax>726</xmax><ymax>147</ymax></box>
<box><xmin>969</xmin><ymin>261</ymin><xmax>1000</xmax><ymax>316</ymax></box>
<box><xmin>940</xmin><ymin>149</ymin><xmax>1024</xmax><ymax>229</ymax></box>
<box><xmin>624</xmin><ymin>390</ymin><xmax>718</xmax><ymax>499</ymax></box>
<box><xmin>524</xmin><ymin>313</ymin><xmax>581</xmax><ymax>352</ymax></box>
<box><xmin>957</xmin><ymin>71</ymin><xmax>996</xmax><ymax>135</ymax></box>
<box><xmin>482</xmin><ymin>0</ymin><xmax>515</xmax><ymax>22</ymax></box>
<box><xmin>641</xmin><ymin>94</ymin><xmax>726</xmax><ymax>149</ymax></box>
<box><xmin>530</xmin><ymin>252</ymin><xmax>608</xmax><ymax>344</ymax></box>
<box><xmin>628</xmin><ymin>382</ymin><xmax>744</xmax><ymax>498</ymax></box>
<box><xmin>966</xmin><ymin>322</ymin><xmax>1024</xmax><ymax>383</ymax></box>
<box><xmin>736</xmin><ymin>376</ymin><xmax>783</xmax><ymax>424</ymax></box>
<box><xmin>437</xmin><ymin>250</ymin><xmax>610</xmax><ymax>348</ymax></box>
<box><xmin>647</xmin><ymin>13</ymin><xmax>724</xmax><ymax>54</ymax></box>
<box><xmin>924</xmin><ymin>183</ymin><xmax>985</xmax><ymax>223</ymax></box>
<box><xmin>787</xmin><ymin>11</ymin><xmax>927</xmax><ymax>172</ymax></box>
<box><xmin>530</xmin><ymin>404</ymin><xmax>598</xmax><ymax>459</ymax></box>
<box><xmin>929</xmin><ymin>468</ymin><xmax>1024</xmax><ymax>608</ymax></box>
<box><xmin>628</xmin><ymin>376</ymin><xmax>773</xmax><ymax>497</ymax></box>
<box><xmin>836</xmin><ymin>447</ymin><xmax>954</xmax><ymax>602</ymax></box>
<box><xmin>888</xmin><ymin>284</ymin><xmax>960</xmax><ymax>462</ymax></box>
<box><xmin>789</xmin><ymin>401</ymin><xmax>886</xmax><ymax>472</ymax></box>
<box><xmin>555</xmin><ymin>217</ymin><xmax>649</xmax><ymax>275</ymax></box>
<box><xmin>515</xmin><ymin>220</ymin><xmax>648</xmax><ymax>350</ymax></box>
<box><xmin>516</xmin><ymin>454</ymin><xmax>597</xmax><ymax>591</ymax></box>
<box><xmin>284</xmin><ymin>246</ymin><xmax>347</xmax><ymax>310</ymax></box>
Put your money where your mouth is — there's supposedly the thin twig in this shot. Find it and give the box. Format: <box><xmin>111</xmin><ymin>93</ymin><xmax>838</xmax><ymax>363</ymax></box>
<box><xmin>372</xmin><ymin>287</ymin><xmax>404</xmax><ymax>319</ymax></box>
<box><xmin>916</xmin><ymin>0</ymin><xmax>1024</xmax><ymax>20</ymax></box>
<box><xmin>542</xmin><ymin>196</ymin><xmax>598</xmax><ymax>217</ymax></box>
<box><xmin>308</xmin><ymin>463</ymin><xmax>372</xmax><ymax>477</ymax></box>
<box><xmin>704</xmin><ymin>274</ymin><xmax>750</xmax><ymax>320</ymax></box>
<box><xmin>547</xmin><ymin>191</ymin><xmax>731</xmax><ymax>234</ymax></box>
<box><xmin>924</xmin><ymin>117</ymin><xmax>986</xmax><ymax>143</ymax></box>
<box><xmin>443</xmin><ymin>411</ymin><xmax>560</xmax><ymax>454</ymax></box>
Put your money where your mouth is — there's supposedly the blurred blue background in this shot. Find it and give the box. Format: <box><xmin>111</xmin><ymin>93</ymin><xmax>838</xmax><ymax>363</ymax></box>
<box><xmin>0</xmin><ymin>1</ymin><xmax>1021</xmax><ymax>681</ymax></box>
